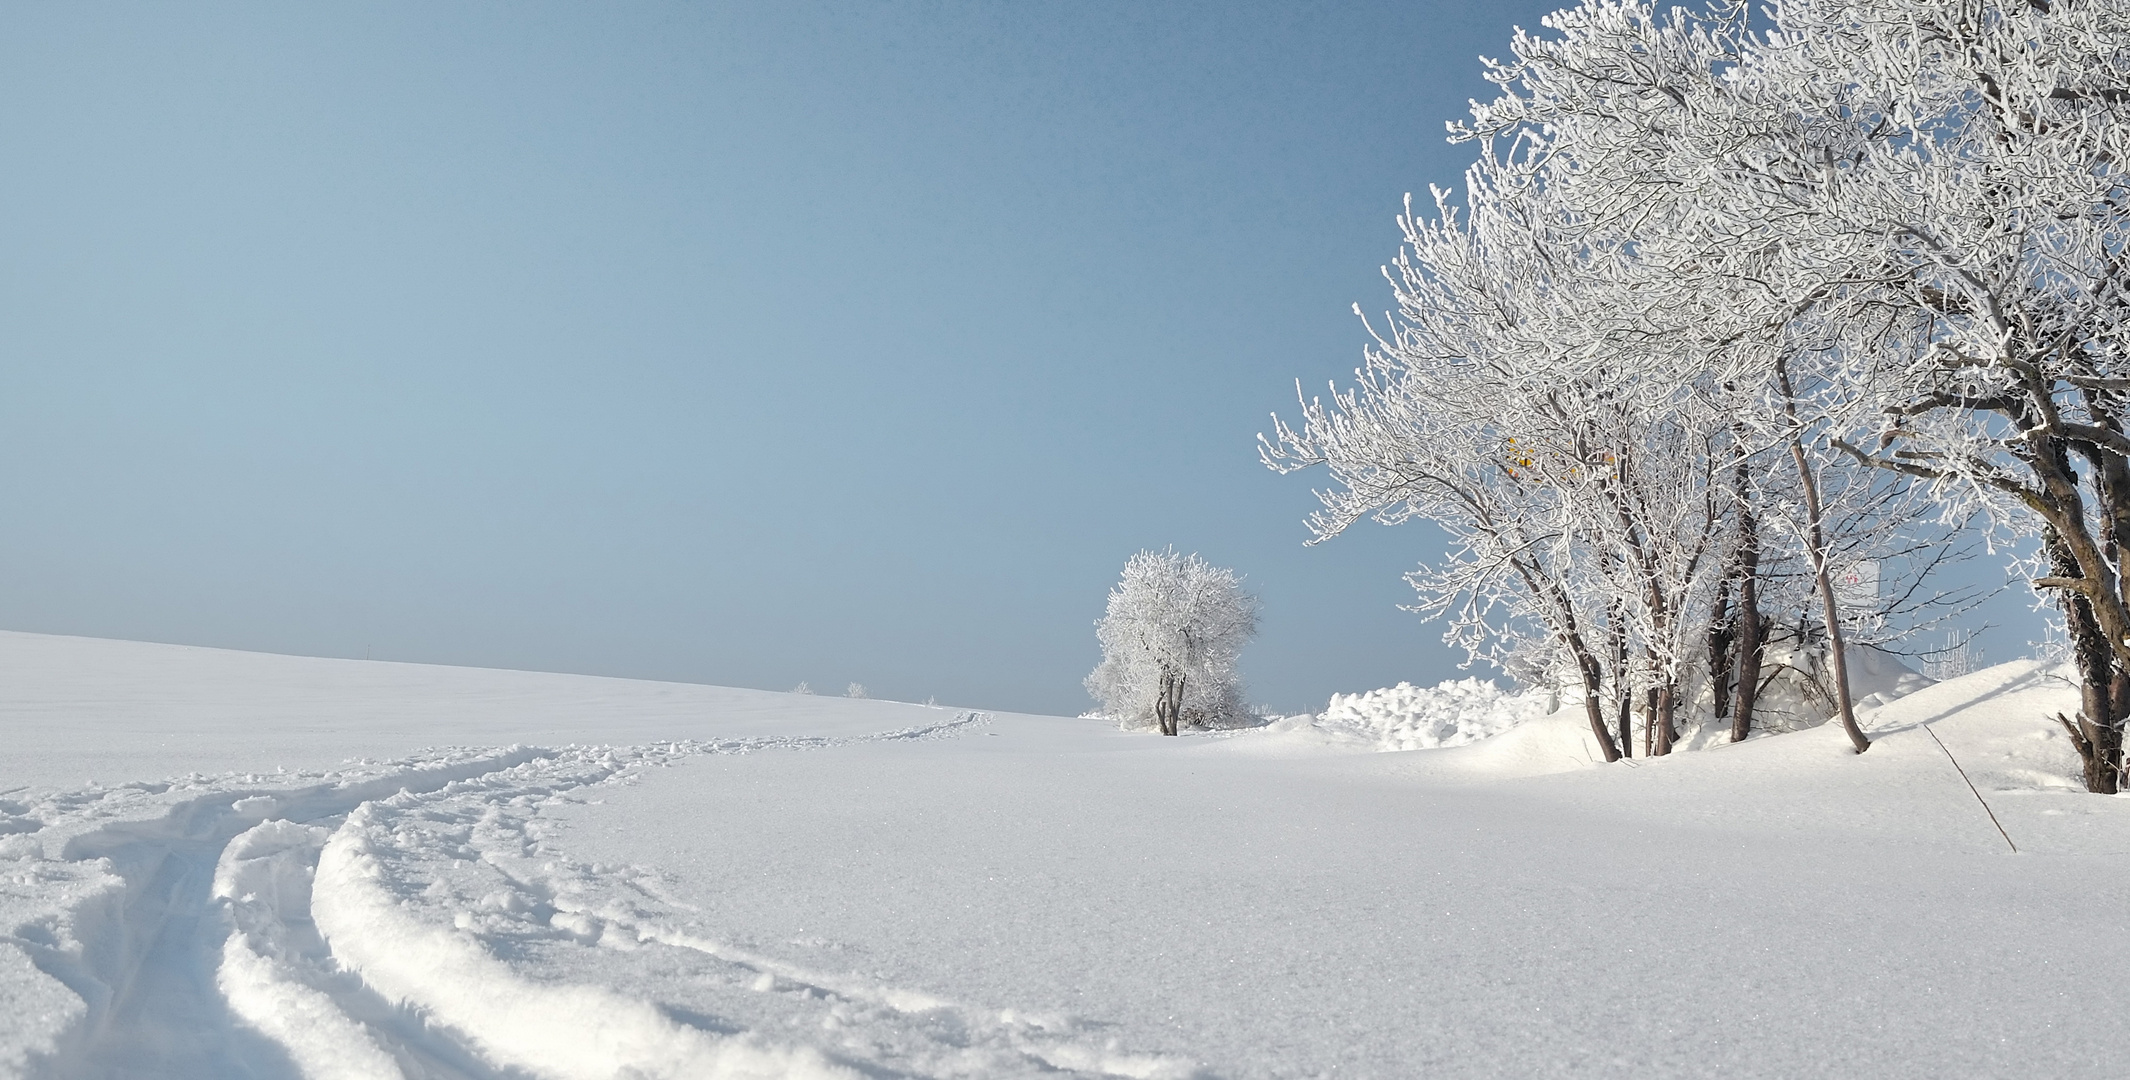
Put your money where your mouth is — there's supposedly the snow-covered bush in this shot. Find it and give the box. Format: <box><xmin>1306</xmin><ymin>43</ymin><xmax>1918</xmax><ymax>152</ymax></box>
<box><xmin>1086</xmin><ymin>549</ymin><xmax>1259</xmax><ymax>735</ymax></box>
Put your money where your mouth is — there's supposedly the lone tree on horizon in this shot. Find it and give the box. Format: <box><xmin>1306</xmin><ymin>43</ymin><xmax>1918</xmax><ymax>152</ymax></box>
<box><xmin>1086</xmin><ymin>548</ymin><xmax>1258</xmax><ymax>736</ymax></box>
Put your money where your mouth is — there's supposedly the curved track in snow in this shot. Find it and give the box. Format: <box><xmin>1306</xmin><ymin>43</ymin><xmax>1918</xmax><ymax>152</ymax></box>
<box><xmin>1</xmin><ymin>715</ymin><xmax>1202</xmax><ymax>1080</ymax></box>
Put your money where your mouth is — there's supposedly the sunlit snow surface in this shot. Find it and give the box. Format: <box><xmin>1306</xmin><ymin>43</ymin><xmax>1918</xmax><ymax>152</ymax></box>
<box><xmin>3</xmin><ymin>630</ymin><xmax>2130</xmax><ymax>1079</ymax></box>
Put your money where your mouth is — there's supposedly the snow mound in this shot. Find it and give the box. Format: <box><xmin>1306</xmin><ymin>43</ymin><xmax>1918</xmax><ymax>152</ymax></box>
<box><xmin>1309</xmin><ymin>678</ymin><xmax>1552</xmax><ymax>751</ymax></box>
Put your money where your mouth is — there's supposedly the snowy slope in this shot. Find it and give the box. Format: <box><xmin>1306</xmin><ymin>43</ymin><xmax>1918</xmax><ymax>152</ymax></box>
<box><xmin>4</xmin><ymin>632</ymin><xmax>2130</xmax><ymax>1079</ymax></box>
<box><xmin>0</xmin><ymin>630</ymin><xmax>924</xmax><ymax>787</ymax></box>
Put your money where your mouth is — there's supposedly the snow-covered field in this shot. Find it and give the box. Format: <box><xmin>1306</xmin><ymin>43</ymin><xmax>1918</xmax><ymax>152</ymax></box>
<box><xmin>4</xmin><ymin>630</ymin><xmax>2129</xmax><ymax>1079</ymax></box>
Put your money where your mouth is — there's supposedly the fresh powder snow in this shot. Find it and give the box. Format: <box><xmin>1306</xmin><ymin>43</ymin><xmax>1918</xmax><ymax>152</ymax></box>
<box><xmin>3</xmin><ymin>630</ymin><xmax>2129</xmax><ymax>1078</ymax></box>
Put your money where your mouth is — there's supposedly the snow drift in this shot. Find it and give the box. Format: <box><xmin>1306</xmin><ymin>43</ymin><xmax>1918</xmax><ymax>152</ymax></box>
<box><xmin>1309</xmin><ymin>677</ymin><xmax>1552</xmax><ymax>750</ymax></box>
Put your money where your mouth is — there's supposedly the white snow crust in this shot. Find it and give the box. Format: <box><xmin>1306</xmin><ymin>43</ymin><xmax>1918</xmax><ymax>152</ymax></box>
<box><xmin>4</xmin><ymin>630</ymin><xmax>2130</xmax><ymax>1078</ymax></box>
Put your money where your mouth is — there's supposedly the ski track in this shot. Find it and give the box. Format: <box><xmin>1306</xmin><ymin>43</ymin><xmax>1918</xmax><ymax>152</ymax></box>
<box><xmin>0</xmin><ymin>712</ymin><xmax>1204</xmax><ymax>1080</ymax></box>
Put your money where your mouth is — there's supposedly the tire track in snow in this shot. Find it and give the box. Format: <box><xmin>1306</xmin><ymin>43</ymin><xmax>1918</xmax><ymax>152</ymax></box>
<box><xmin>6</xmin><ymin>711</ymin><xmax>1198</xmax><ymax>1080</ymax></box>
<box><xmin>5</xmin><ymin>738</ymin><xmax>832</xmax><ymax>1080</ymax></box>
<box><xmin>215</xmin><ymin>819</ymin><xmax>514</xmax><ymax>1080</ymax></box>
<box><xmin>3</xmin><ymin>747</ymin><xmax>549</xmax><ymax>1079</ymax></box>
<box><xmin>304</xmin><ymin>715</ymin><xmax>1201</xmax><ymax>1079</ymax></box>
<box><xmin>301</xmin><ymin>740</ymin><xmax>863</xmax><ymax>1080</ymax></box>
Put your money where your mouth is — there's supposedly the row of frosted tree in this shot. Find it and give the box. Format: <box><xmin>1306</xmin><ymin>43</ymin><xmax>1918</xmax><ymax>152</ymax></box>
<box><xmin>1262</xmin><ymin>0</ymin><xmax>2130</xmax><ymax>790</ymax></box>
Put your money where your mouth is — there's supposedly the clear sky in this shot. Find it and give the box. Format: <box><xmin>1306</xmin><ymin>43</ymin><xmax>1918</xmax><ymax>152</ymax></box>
<box><xmin>0</xmin><ymin>1</ymin><xmax>2043</xmax><ymax>716</ymax></box>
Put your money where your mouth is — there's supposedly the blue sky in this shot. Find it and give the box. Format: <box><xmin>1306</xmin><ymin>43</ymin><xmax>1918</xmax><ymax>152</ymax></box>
<box><xmin>0</xmin><ymin>1</ymin><xmax>2042</xmax><ymax>714</ymax></box>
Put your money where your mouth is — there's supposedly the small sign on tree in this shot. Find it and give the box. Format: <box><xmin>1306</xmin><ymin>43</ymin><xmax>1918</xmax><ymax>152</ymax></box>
<box><xmin>1834</xmin><ymin>560</ymin><xmax>1879</xmax><ymax>612</ymax></box>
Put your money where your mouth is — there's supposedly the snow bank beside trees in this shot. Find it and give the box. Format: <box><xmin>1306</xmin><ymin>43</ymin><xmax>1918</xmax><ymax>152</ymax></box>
<box><xmin>1310</xmin><ymin>678</ymin><xmax>1554</xmax><ymax>751</ymax></box>
<box><xmin>1294</xmin><ymin>646</ymin><xmax>1938</xmax><ymax>755</ymax></box>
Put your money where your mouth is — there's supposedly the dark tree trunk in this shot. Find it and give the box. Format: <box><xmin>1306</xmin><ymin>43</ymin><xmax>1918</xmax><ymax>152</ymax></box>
<box><xmin>1578</xmin><ymin>688</ymin><xmax>1618</xmax><ymax>766</ymax></box>
<box><xmin>2060</xmin><ymin>714</ymin><xmax>2125</xmax><ymax>795</ymax></box>
<box><xmin>1602</xmin><ymin>548</ymin><xmax>1631</xmax><ymax>759</ymax></box>
<box><xmin>1155</xmin><ymin>666</ymin><xmax>1185</xmax><ymax>737</ymax></box>
<box><xmin>1567</xmin><ymin>639</ymin><xmax>1622</xmax><ymax>764</ymax></box>
<box><xmin>1641</xmin><ymin>686</ymin><xmax>1652</xmax><ymax>758</ymax></box>
<box><xmin>1616</xmin><ymin>685</ymin><xmax>1633</xmax><ymax>762</ymax></box>
<box><xmin>1611</xmin><ymin>638</ymin><xmax>1631</xmax><ymax>760</ymax></box>
<box><xmin>2108</xmin><ymin>670</ymin><xmax>2130</xmax><ymax>794</ymax></box>
<box><xmin>2048</xmin><ymin>529</ymin><xmax>2121</xmax><ymax>792</ymax></box>
<box><xmin>2023</xmin><ymin>428</ymin><xmax>2127</xmax><ymax>791</ymax></box>
<box><xmin>1644</xmin><ymin>690</ymin><xmax>1661</xmax><ymax>758</ymax></box>
<box><xmin>1728</xmin><ymin>442</ymin><xmax>1762</xmax><ymax>742</ymax></box>
<box><xmin>2071</xmin><ymin>394</ymin><xmax>2130</xmax><ymax>794</ymax></box>
<box><xmin>1776</xmin><ymin>356</ymin><xmax>1868</xmax><ymax>754</ymax></box>
<box><xmin>1708</xmin><ymin>573</ymin><xmax>1735</xmax><ymax>727</ymax></box>
<box><xmin>1505</xmin><ymin>555</ymin><xmax>1620</xmax><ymax>763</ymax></box>
<box><xmin>1654</xmin><ymin>684</ymin><xmax>1677</xmax><ymax>756</ymax></box>
<box><xmin>1731</xmin><ymin>609</ymin><xmax>1765</xmax><ymax>744</ymax></box>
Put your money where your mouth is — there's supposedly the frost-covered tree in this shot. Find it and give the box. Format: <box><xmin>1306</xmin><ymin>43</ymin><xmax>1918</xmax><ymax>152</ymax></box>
<box><xmin>1450</xmin><ymin>0</ymin><xmax>2130</xmax><ymax>787</ymax></box>
<box><xmin>1086</xmin><ymin>549</ymin><xmax>1259</xmax><ymax>735</ymax></box>
<box><xmin>1267</xmin><ymin>0</ymin><xmax>1995</xmax><ymax>762</ymax></box>
<box><xmin>1261</xmin><ymin>174</ymin><xmax>1743</xmax><ymax>762</ymax></box>
<box><xmin>1433</xmin><ymin>0</ymin><xmax>1887</xmax><ymax>753</ymax></box>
